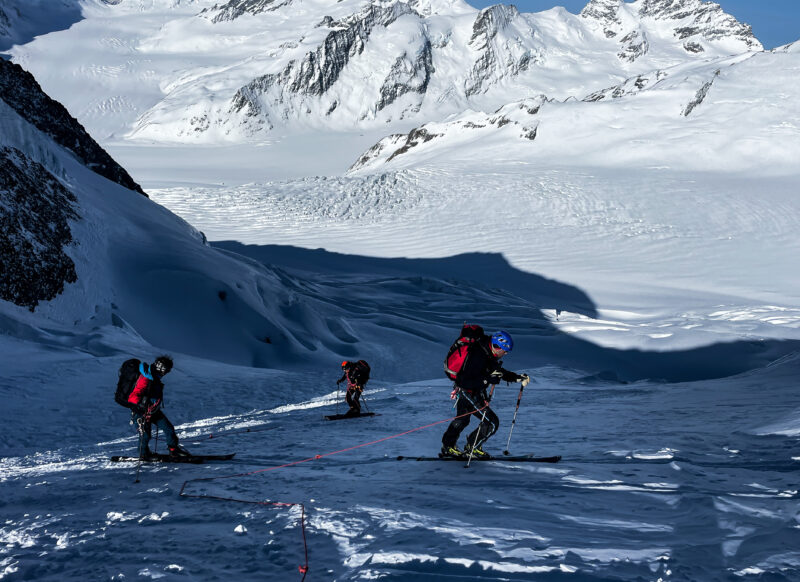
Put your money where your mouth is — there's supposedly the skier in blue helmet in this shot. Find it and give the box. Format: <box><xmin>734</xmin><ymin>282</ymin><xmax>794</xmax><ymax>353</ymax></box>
<box><xmin>442</xmin><ymin>326</ymin><xmax>530</xmax><ymax>458</ymax></box>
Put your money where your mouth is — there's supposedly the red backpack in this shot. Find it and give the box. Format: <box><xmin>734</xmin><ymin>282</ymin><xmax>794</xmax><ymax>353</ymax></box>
<box><xmin>444</xmin><ymin>324</ymin><xmax>485</xmax><ymax>381</ymax></box>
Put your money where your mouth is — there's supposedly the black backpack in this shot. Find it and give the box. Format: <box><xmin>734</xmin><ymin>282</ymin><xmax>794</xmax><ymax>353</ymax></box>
<box><xmin>350</xmin><ymin>360</ymin><xmax>371</xmax><ymax>385</ymax></box>
<box><xmin>115</xmin><ymin>358</ymin><xmax>141</xmax><ymax>409</ymax></box>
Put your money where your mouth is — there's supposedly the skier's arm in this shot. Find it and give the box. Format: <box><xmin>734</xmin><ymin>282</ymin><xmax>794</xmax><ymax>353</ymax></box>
<box><xmin>336</xmin><ymin>373</ymin><xmax>347</xmax><ymax>385</ymax></box>
<box><xmin>499</xmin><ymin>369</ymin><xmax>530</xmax><ymax>386</ymax></box>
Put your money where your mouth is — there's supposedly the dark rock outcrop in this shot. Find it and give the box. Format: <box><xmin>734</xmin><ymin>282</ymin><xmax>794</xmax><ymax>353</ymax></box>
<box><xmin>206</xmin><ymin>0</ymin><xmax>293</xmax><ymax>23</ymax></box>
<box><xmin>683</xmin><ymin>69</ymin><xmax>720</xmax><ymax>116</ymax></box>
<box><xmin>0</xmin><ymin>146</ymin><xmax>78</xmax><ymax>310</ymax></box>
<box><xmin>0</xmin><ymin>58</ymin><xmax>146</xmax><ymax>195</ymax></box>
<box><xmin>377</xmin><ymin>39</ymin><xmax>434</xmax><ymax>112</ymax></box>
<box><xmin>640</xmin><ymin>0</ymin><xmax>760</xmax><ymax>48</ymax></box>
<box><xmin>465</xmin><ymin>5</ymin><xmax>531</xmax><ymax>97</ymax></box>
<box><xmin>231</xmin><ymin>2</ymin><xmax>415</xmax><ymax>118</ymax></box>
<box><xmin>580</xmin><ymin>0</ymin><xmax>622</xmax><ymax>38</ymax></box>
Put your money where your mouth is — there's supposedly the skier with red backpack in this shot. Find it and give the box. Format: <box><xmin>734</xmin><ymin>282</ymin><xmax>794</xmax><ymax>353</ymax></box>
<box><xmin>441</xmin><ymin>326</ymin><xmax>530</xmax><ymax>458</ymax></box>
<box><xmin>116</xmin><ymin>355</ymin><xmax>190</xmax><ymax>460</ymax></box>
<box><xmin>337</xmin><ymin>360</ymin><xmax>371</xmax><ymax>416</ymax></box>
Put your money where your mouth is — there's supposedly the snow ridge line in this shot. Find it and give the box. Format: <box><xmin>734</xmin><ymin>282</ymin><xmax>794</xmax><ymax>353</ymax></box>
<box><xmin>177</xmin><ymin>402</ymin><xmax>490</xmax><ymax>579</ymax></box>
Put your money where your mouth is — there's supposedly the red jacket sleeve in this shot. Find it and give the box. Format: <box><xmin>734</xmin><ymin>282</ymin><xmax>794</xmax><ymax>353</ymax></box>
<box><xmin>127</xmin><ymin>375</ymin><xmax>149</xmax><ymax>407</ymax></box>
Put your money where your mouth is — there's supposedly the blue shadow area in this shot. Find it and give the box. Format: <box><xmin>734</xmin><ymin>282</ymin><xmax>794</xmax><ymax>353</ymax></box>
<box><xmin>214</xmin><ymin>242</ymin><xmax>800</xmax><ymax>383</ymax></box>
<box><xmin>1</xmin><ymin>0</ymin><xmax>84</xmax><ymax>54</ymax></box>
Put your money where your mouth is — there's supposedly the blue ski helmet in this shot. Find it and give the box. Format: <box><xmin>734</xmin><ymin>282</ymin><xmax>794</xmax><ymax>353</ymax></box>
<box><xmin>491</xmin><ymin>331</ymin><xmax>513</xmax><ymax>352</ymax></box>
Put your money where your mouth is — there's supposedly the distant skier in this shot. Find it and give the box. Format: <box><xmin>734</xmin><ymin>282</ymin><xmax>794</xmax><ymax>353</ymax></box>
<box><xmin>127</xmin><ymin>356</ymin><xmax>190</xmax><ymax>460</ymax></box>
<box><xmin>337</xmin><ymin>360</ymin><xmax>371</xmax><ymax>416</ymax></box>
<box><xmin>441</xmin><ymin>329</ymin><xmax>529</xmax><ymax>458</ymax></box>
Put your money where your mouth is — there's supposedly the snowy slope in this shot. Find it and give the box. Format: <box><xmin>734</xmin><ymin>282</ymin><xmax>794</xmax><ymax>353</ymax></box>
<box><xmin>1</xmin><ymin>333</ymin><xmax>799</xmax><ymax>581</ymax></box>
<box><xmin>0</xmin><ymin>58</ymin><xmax>331</xmax><ymax>369</ymax></box>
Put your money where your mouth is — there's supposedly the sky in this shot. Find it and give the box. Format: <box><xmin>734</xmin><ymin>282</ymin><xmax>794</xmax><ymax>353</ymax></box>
<box><xmin>464</xmin><ymin>0</ymin><xmax>800</xmax><ymax>49</ymax></box>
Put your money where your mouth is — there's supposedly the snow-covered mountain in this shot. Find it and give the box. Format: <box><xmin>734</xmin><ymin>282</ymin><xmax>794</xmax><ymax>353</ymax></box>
<box><xmin>350</xmin><ymin>43</ymin><xmax>800</xmax><ymax>173</ymax></box>
<box><xmin>8</xmin><ymin>0</ymin><xmax>763</xmax><ymax>143</ymax></box>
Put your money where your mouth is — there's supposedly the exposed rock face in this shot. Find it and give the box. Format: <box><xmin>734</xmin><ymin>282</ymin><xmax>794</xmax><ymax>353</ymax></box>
<box><xmin>377</xmin><ymin>39</ymin><xmax>434</xmax><ymax>113</ymax></box>
<box><xmin>0</xmin><ymin>59</ymin><xmax>146</xmax><ymax>195</ymax></box>
<box><xmin>350</xmin><ymin>96</ymin><xmax>545</xmax><ymax>171</ymax></box>
<box><xmin>581</xmin><ymin>0</ymin><xmax>762</xmax><ymax>63</ymax></box>
<box><xmin>231</xmin><ymin>2</ymin><xmax>416</xmax><ymax>122</ymax></box>
<box><xmin>0</xmin><ymin>146</ymin><xmax>78</xmax><ymax>310</ymax></box>
<box><xmin>206</xmin><ymin>0</ymin><xmax>292</xmax><ymax>23</ymax></box>
<box><xmin>683</xmin><ymin>69</ymin><xmax>720</xmax><ymax>116</ymax></box>
<box><xmin>618</xmin><ymin>30</ymin><xmax>649</xmax><ymax>62</ymax></box>
<box><xmin>640</xmin><ymin>0</ymin><xmax>759</xmax><ymax>48</ymax></box>
<box><xmin>580</xmin><ymin>0</ymin><xmax>623</xmax><ymax>38</ymax></box>
<box><xmin>465</xmin><ymin>5</ymin><xmax>533</xmax><ymax>97</ymax></box>
<box><xmin>583</xmin><ymin>70</ymin><xmax>668</xmax><ymax>101</ymax></box>
<box><xmin>386</xmin><ymin>127</ymin><xmax>441</xmax><ymax>162</ymax></box>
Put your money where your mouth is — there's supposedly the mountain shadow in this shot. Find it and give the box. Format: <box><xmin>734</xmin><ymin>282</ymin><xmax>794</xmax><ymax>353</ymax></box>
<box><xmin>0</xmin><ymin>1</ymin><xmax>83</xmax><ymax>55</ymax></box>
<box><xmin>215</xmin><ymin>241</ymin><xmax>800</xmax><ymax>383</ymax></box>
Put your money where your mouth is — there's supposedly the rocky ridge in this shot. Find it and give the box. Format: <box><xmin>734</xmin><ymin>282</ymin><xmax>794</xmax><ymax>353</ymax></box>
<box><xmin>581</xmin><ymin>0</ymin><xmax>761</xmax><ymax>63</ymax></box>
<box><xmin>0</xmin><ymin>59</ymin><xmax>145</xmax><ymax>195</ymax></box>
<box><xmin>350</xmin><ymin>96</ymin><xmax>545</xmax><ymax>171</ymax></box>
<box><xmin>0</xmin><ymin>146</ymin><xmax>78</xmax><ymax>310</ymax></box>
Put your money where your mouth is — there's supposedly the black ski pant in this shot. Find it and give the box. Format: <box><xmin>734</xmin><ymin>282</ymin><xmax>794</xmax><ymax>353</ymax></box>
<box><xmin>345</xmin><ymin>387</ymin><xmax>361</xmax><ymax>415</ymax></box>
<box><xmin>442</xmin><ymin>390</ymin><xmax>499</xmax><ymax>450</ymax></box>
<box><xmin>133</xmin><ymin>409</ymin><xmax>179</xmax><ymax>457</ymax></box>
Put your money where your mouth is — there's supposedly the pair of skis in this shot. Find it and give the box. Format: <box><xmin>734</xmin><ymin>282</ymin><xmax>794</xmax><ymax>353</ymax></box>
<box><xmin>324</xmin><ymin>411</ymin><xmax>378</xmax><ymax>421</ymax></box>
<box><xmin>110</xmin><ymin>452</ymin><xmax>235</xmax><ymax>464</ymax></box>
<box><xmin>397</xmin><ymin>452</ymin><xmax>561</xmax><ymax>463</ymax></box>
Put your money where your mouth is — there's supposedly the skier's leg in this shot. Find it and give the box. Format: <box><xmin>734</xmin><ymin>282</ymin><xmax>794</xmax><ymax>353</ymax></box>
<box><xmin>133</xmin><ymin>411</ymin><xmax>152</xmax><ymax>459</ymax></box>
<box><xmin>468</xmin><ymin>406</ymin><xmax>499</xmax><ymax>449</ymax></box>
<box><xmin>442</xmin><ymin>396</ymin><xmax>474</xmax><ymax>448</ymax></box>
<box><xmin>150</xmin><ymin>410</ymin><xmax>179</xmax><ymax>449</ymax></box>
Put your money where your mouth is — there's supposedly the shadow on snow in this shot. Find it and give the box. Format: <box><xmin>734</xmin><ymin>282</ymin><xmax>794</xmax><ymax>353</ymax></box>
<box><xmin>214</xmin><ymin>242</ymin><xmax>800</xmax><ymax>384</ymax></box>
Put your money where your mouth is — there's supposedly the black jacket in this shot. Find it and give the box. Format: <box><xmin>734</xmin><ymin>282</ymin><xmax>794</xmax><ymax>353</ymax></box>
<box><xmin>455</xmin><ymin>336</ymin><xmax>522</xmax><ymax>393</ymax></box>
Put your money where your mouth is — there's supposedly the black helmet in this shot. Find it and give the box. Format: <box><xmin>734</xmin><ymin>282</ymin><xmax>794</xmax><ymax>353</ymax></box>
<box><xmin>153</xmin><ymin>355</ymin><xmax>173</xmax><ymax>375</ymax></box>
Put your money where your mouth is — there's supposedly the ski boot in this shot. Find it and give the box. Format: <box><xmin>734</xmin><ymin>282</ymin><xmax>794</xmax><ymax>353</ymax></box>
<box><xmin>440</xmin><ymin>445</ymin><xmax>464</xmax><ymax>459</ymax></box>
<box><xmin>168</xmin><ymin>444</ymin><xmax>191</xmax><ymax>458</ymax></box>
<box><xmin>464</xmin><ymin>444</ymin><xmax>490</xmax><ymax>459</ymax></box>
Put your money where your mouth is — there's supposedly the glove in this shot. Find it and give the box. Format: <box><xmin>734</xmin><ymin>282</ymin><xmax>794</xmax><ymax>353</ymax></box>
<box><xmin>519</xmin><ymin>374</ymin><xmax>530</xmax><ymax>388</ymax></box>
<box><xmin>488</xmin><ymin>369</ymin><xmax>503</xmax><ymax>385</ymax></box>
<box><xmin>336</xmin><ymin>379</ymin><xmax>343</xmax><ymax>385</ymax></box>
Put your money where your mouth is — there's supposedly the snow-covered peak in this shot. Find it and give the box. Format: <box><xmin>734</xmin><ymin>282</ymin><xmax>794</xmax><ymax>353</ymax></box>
<box><xmin>581</xmin><ymin>0</ymin><xmax>762</xmax><ymax>58</ymax></box>
<box><xmin>639</xmin><ymin>0</ymin><xmax>760</xmax><ymax>48</ymax></box>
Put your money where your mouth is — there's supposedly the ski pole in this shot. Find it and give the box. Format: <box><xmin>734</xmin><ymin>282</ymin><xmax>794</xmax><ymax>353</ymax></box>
<box><xmin>459</xmin><ymin>390</ymin><xmax>490</xmax><ymax>469</ymax></box>
<box><xmin>135</xmin><ymin>416</ymin><xmax>145</xmax><ymax>484</ymax></box>
<box><xmin>336</xmin><ymin>382</ymin><xmax>340</xmax><ymax>416</ymax></box>
<box><xmin>359</xmin><ymin>388</ymin><xmax>369</xmax><ymax>413</ymax></box>
<box><xmin>503</xmin><ymin>384</ymin><xmax>525</xmax><ymax>456</ymax></box>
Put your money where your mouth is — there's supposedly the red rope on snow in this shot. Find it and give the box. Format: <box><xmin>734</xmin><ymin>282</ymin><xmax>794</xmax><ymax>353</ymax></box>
<box><xmin>178</xmin><ymin>400</ymin><xmax>489</xmax><ymax>580</ymax></box>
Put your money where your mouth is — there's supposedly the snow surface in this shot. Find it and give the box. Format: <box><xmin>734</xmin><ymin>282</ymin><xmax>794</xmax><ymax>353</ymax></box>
<box><xmin>2</xmin><ymin>0</ymin><xmax>800</xmax><ymax>580</ymax></box>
